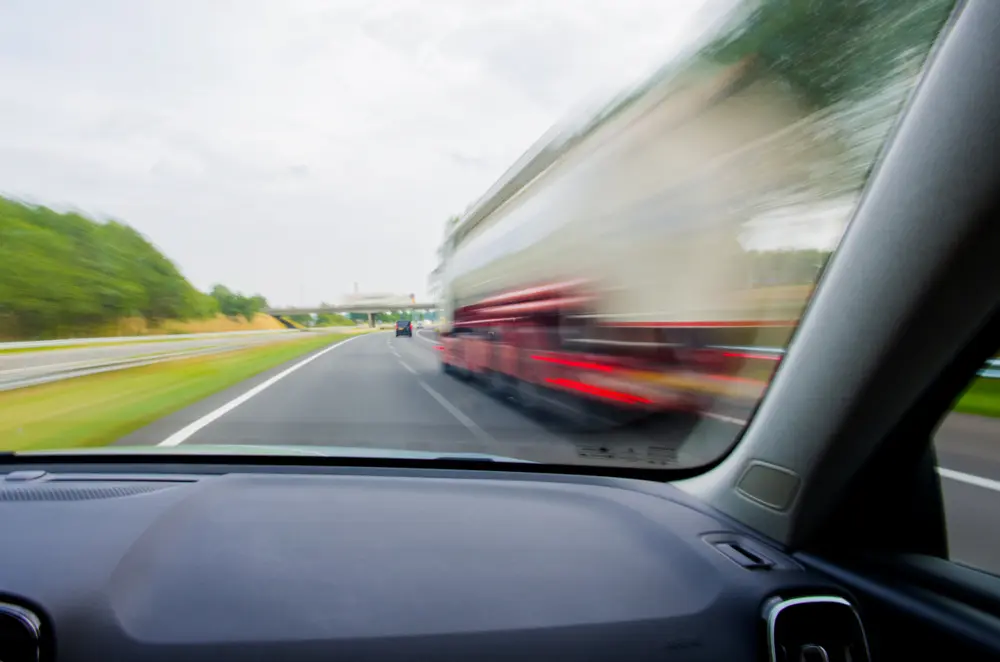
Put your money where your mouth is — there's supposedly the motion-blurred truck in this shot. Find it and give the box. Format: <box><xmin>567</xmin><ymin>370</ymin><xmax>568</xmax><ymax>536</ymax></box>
<box><xmin>436</xmin><ymin>19</ymin><xmax>886</xmax><ymax>425</ymax></box>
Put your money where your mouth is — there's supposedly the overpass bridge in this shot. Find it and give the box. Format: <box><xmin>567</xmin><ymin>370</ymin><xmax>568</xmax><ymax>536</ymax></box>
<box><xmin>266</xmin><ymin>303</ymin><xmax>438</xmax><ymax>315</ymax></box>
<box><xmin>265</xmin><ymin>301</ymin><xmax>439</xmax><ymax>327</ymax></box>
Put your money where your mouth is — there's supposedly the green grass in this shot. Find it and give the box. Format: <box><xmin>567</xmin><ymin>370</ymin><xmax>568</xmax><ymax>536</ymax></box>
<box><xmin>0</xmin><ymin>333</ymin><xmax>349</xmax><ymax>451</ymax></box>
<box><xmin>953</xmin><ymin>377</ymin><xmax>1000</xmax><ymax>418</ymax></box>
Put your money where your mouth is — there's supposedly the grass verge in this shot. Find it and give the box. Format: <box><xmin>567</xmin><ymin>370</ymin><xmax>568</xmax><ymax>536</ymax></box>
<box><xmin>954</xmin><ymin>377</ymin><xmax>1000</xmax><ymax>418</ymax></box>
<box><xmin>0</xmin><ymin>333</ymin><xmax>349</xmax><ymax>451</ymax></box>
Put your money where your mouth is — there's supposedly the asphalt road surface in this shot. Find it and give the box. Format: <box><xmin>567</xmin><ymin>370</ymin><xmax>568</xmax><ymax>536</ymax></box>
<box><xmin>118</xmin><ymin>330</ymin><xmax>1000</xmax><ymax>575</ymax></box>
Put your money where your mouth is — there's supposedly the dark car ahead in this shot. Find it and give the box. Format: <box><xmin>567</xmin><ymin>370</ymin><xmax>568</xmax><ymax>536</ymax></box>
<box><xmin>395</xmin><ymin>320</ymin><xmax>412</xmax><ymax>337</ymax></box>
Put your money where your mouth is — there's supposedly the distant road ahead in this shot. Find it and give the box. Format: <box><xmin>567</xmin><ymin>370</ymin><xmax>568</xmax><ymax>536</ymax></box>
<box><xmin>116</xmin><ymin>330</ymin><xmax>1000</xmax><ymax>575</ymax></box>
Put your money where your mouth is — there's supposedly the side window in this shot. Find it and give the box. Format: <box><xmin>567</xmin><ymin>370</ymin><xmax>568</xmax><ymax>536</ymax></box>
<box><xmin>934</xmin><ymin>350</ymin><xmax>1000</xmax><ymax>573</ymax></box>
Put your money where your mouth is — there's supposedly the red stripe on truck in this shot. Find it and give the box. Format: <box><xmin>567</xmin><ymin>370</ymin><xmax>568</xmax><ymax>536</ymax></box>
<box><xmin>531</xmin><ymin>355</ymin><xmax>614</xmax><ymax>372</ymax></box>
<box><xmin>545</xmin><ymin>378</ymin><xmax>652</xmax><ymax>405</ymax></box>
<box><xmin>612</xmin><ymin>320</ymin><xmax>797</xmax><ymax>328</ymax></box>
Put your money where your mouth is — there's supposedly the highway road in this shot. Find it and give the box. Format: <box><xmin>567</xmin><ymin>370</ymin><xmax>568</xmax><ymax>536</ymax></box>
<box><xmin>116</xmin><ymin>330</ymin><xmax>1000</xmax><ymax>575</ymax></box>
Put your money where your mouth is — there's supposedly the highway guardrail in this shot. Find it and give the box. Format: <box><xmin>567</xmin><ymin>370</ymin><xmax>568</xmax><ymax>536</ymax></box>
<box><xmin>0</xmin><ymin>331</ymin><xmax>331</xmax><ymax>391</ymax></box>
<box><xmin>0</xmin><ymin>329</ymin><xmax>298</xmax><ymax>351</ymax></box>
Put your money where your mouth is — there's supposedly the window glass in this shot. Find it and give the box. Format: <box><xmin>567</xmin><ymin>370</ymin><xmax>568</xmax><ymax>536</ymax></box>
<box><xmin>0</xmin><ymin>0</ymin><xmax>958</xmax><ymax>472</ymax></box>
<box><xmin>934</xmin><ymin>352</ymin><xmax>1000</xmax><ymax>573</ymax></box>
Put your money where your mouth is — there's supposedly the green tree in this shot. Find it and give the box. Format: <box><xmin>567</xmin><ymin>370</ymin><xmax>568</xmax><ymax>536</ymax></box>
<box><xmin>209</xmin><ymin>285</ymin><xmax>268</xmax><ymax>321</ymax></box>
<box><xmin>0</xmin><ymin>196</ymin><xmax>222</xmax><ymax>338</ymax></box>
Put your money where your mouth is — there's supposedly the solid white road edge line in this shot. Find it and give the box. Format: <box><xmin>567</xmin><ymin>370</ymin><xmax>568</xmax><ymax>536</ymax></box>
<box><xmin>418</xmin><ymin>380</ymin><xmax>496</xmax><ymax>445</ymax></box>
<box><xmin>158</xmin><ymin>334</ymin><xmax>363</xmax><ymax>447</ymax></box>
<box><xmin>938</xmin><ymin>467</ymin><xmax>1000</xmax><ymax>493</ymax></box>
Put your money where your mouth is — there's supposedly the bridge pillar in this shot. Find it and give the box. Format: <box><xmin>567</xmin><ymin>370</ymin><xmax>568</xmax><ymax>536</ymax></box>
<box><xmin>367</xmin><ymin>312</ymin><xmax>375</xmax><ymax>328</ymax></box>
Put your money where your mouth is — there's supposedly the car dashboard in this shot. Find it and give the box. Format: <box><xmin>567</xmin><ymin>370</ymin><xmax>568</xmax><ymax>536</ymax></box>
<box><xmin>0</xmin><ymin>462</ymin><xmax>869</xmax><ymax>661</ymax></box>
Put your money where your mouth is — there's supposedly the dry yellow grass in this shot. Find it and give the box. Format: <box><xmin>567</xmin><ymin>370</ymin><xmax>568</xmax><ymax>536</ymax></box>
<box><xmin>159</xmin><ymin>314</ymin><xmax>286</xmax><ymax>334</ymax></box>
<box><xmin>89</xmin><ymin>314</ymin><xmax>285</xmax><ymax>336</ymax></box>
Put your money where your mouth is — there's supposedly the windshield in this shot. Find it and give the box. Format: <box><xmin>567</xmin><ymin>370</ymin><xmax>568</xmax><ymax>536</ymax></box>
<box><xmin>0</xmin><ymin>0</ymin><xmax>956</xmax><ymax>471</ymax></box>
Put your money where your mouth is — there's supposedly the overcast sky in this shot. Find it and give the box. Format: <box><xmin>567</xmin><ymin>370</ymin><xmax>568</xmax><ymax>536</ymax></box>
<box><xmin>0</xmin><ymin>0</ymin><xmax>717</xmax><ymax>306</ymax></box>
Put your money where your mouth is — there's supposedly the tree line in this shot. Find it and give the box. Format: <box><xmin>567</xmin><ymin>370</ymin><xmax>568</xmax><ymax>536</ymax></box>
<box><xmin>0</xmin><ymin>196</ymin><xmax>269</xmax><ymax>339</ymax></box>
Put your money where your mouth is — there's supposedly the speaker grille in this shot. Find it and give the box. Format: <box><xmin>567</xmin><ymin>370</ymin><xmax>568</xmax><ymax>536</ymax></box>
<box><xmin>0</xmin><ymin>483</ymin><xmax>171</xmax><ymax>501</ymax></box>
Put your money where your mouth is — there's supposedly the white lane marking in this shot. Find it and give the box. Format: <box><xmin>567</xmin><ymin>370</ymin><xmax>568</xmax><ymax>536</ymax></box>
<box><xmin>706</xmin><ymin>412</ymin><xmax>748</xmax><ymax>426</ymax></box>
<box><xmin>158</xmin><ymin>335</ymin><xmax>363</xmax><ymax>447</ymax></box>
<box><xmin>938</xmin><ymin>467</ymin><xmax>1000</xmax><ymax>493</ymax></box>
<box><xmin>399</xmin><ymin>360</ymin><xmax>417</xmax><ymax>375</ymax></box>
<box><xmin>394</xmin><ymin>336</ymin><xmax>440</xmax><ymax>371</ymax></box>
<box><xmin>418</xmin><ymin>380</ymin><xmax>495</xmax><ymax>444</ymax></box>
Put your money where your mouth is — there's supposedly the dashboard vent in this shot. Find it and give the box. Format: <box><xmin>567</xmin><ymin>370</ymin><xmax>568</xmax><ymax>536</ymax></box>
<box><xmin>714</xmin><ymin>541</ymin><xmax>774</xmax><ymax>570</ymax></box>
<box><xmin>764</xmin><ymin>595</ymin><xmax>870</xmax><ymax>662</ymax></box>
<box><xmin>0</xmin><ymin>602</ymin><xmax>42</xmax><ymax>662</ymax></box>
<box><xmin>0</xmin><ymin>483</ymin><xmax>170</xmax><ymax>502</ymax></box>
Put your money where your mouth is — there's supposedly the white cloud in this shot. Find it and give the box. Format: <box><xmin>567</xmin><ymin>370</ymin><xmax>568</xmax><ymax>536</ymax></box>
<box><xmin>0</xmin><ymin>0</ymin><xmax>710</xmax><ymax>305</ymax></box>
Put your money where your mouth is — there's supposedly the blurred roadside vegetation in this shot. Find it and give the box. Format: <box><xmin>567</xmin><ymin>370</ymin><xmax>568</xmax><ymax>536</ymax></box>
<box><xmin>0</xmin><ymin>196</ymin><xmax>270</xmax><ymax>340</ymax></box>
<box><xmin>285</xmin><ymin>312</ymin><xmax>357</xmax><ymax>328</ymax></box>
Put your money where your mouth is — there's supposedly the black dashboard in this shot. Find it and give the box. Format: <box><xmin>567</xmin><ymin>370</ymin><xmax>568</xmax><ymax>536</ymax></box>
<box><xmin>0</xmin><ymin>461</ymin><xmax>869</xmax><ymax>661</ymax></box>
